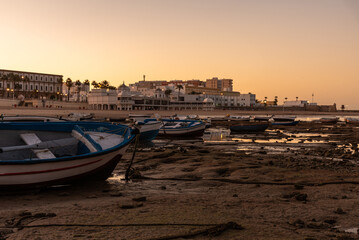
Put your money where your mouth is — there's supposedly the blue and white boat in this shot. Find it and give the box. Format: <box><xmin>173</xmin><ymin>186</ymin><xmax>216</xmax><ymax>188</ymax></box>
<box><xmin>135</xmin><ymin>119</ymin><xmax>163</xmax><ymax>141</ymax></box>
<box><xmin>0</xmin><ymin>121</ymin><xmax>137</xmax><ymax>190</ymax></box>
<box><xmin>152</xmin><ymin>119</ymin><xmax>206</xmax><ymax>137</ymax></box>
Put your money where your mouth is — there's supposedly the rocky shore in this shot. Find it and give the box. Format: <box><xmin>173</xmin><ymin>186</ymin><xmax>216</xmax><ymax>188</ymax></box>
<box><xmin>1</xmin><ymin>113</ymin><xmax>359</xmax><ymax>239</ymax></box>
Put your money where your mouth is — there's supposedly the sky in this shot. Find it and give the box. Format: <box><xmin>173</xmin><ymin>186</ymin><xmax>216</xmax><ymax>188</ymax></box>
<box><xmin>1</xmin><ymin>0</ymin><xmax>358</xmax><ymax>109</ymax></box>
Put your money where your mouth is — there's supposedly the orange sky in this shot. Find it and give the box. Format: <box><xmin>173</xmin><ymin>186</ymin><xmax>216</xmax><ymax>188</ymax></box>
<box><xmin>1</xmin><ymin>0</ymin><xmax>358</xmax><ymax>109</ymax></box>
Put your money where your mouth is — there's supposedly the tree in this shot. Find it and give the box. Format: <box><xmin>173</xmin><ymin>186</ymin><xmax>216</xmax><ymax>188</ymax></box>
<box><xmin>91</xmin><ymin>81</ymin><xmax>99</xmax><ymax>89</ymax></box>
<box><xmin>176</xmin><ymin>85</ymin><xmax>183</xmax><ymax>101</ymax></box>
<box><xmin>296</xmin><ymin>96</ymin><xmax>299</xmax><ymax>101</ymax></box>
<box><xmin>99</xmin><ymin>80</ymin><xmax>110</xmax><ymax>89</ymax></box>
<box><xmin>75</xmin><ymin>80</ymin><xmax>82</xmax><ymax>102</ymax></box>
<box><xmin>65</xmin><ymin>78</ymin><xmax>73</xmax><ymax>101</ymax></box>
<box><xmin>274</xmin><ymin>96</ymin><xmax>278</xmax><ymax>106</ymax></box>
<box><xmin>83</xmin><ymin>79</ymin><xmax>90</xmax><ymax>85</ymax></box>
<box><xmin>164</xmin><ymin>89</ymin><xmax>172</xmax><ymax>98</ymax></box>
<box><xmin>264</xmin><ymin>96</ymin><xmax>268</xmax><ymax>106</ymax></box>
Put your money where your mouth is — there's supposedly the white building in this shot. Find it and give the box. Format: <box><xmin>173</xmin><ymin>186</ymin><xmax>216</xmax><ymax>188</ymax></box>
<box><xmin>0</xmin><ymin>69</ymin><xmax>63</xmax><ymax>100</ymax></box>
<box><xmin>284</xmin><ymin>100</ymin><xmax>309</xmax><ymax>107</ymax></box>
<box><xmin>87</xmin><ymin>89</ymin><xmax>118</xmax><ymax>110</ymax></box>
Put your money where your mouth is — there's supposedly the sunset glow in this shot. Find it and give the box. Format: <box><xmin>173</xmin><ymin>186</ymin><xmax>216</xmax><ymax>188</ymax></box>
<box><xmin>1</xmin><ymin>0</ymin><xmax>358</xmax><ymax>108</ymax></box>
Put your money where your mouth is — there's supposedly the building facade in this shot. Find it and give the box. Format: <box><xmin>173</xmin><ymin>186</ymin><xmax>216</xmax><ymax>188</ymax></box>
<box><xmin>0</xmin><ymin>69</ymin><xmax>63</xmax><ymax>100</ymax></box>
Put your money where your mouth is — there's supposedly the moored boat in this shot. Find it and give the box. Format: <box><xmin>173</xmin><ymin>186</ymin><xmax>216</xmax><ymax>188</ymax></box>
<box><xmin>272</xmin><ymin>116</ymin><xmax>297</xmax><ymax>122</ymax></box>
<box><xmin>319</xmin><ymin>117</ymin><xmax>339</xmax><ymax>124</ymax></box>
<box><xmin>0</xmin><ymin>115</ymin><xmax>64</xmax><ymax>122</ymax></box>
<box><xmin>0</xmin><ymin>121</ymin><xmax>137</xmax><ymax>190</ymax></box>
<box><xmin>344</xmin><ymin>117</ymin><xmax>359</xmax><ymax>124</ymax></box>
<box><xmin>134</xmin><ymin>119</ymin><xmax>163</xmax><ymax>141</ymax></box>
<box><xmin>154</xmin><ymin>119</ymin><xmax>206</xmax><ymax>137</ymax></box>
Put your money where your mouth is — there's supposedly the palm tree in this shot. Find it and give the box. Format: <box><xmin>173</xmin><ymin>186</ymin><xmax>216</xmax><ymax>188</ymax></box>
<box><xmin>264</xmin><ymin>96</ymin><xmax>268</xmax><ymax>106</ymax></box>
<box><xmin>274</xmin><ymin>96</ymin><xmax>278</xmax><ymax>106</ymax></box>
<box><xmin>296</xmin><ymin>96</ymin><xmax>298</xmax><ymax>101</ymax></box>
<box><xmin>65</xmin><ymin>78</ymin><xmax>73</xmax><ymax>101</ymax></box>
<box><xmin>176</xmin><ymin>85</ymin><xmax>183</xmax><ymax>101</ymax></box>
<box><xmin>83</xmin><ymin>79</ymin><xmax>90</xmax><ymax>85</ymax></box>
<box><xmin>99</xmin><ymin>80</ymin><xmax>110</xmax><ymax>89</ymax></box>
<box><xmin>0</xmin><ymin>74</ymin><xmax>8</xmax><ymax>97</ymax></box>
<box><xmin>75</xmin><ymin>80</ymin><xmax>82</xmax><ymax>102</ymax></box>
<box><xmin>91</xmin><ymin>81</ymin><xmax>98</xmax><ymax>89</ymax></box>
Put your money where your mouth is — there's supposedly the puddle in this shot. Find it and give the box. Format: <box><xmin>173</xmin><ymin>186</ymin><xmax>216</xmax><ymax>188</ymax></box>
<box><xmin>345</xmin><ymin>228</ymin><xmax>358</xmax><ymax>234</ymax></box>
<box><xmin>107</xmin><ymin>174</ymin><xmax>126</xmax><ymax>183</ymax></box>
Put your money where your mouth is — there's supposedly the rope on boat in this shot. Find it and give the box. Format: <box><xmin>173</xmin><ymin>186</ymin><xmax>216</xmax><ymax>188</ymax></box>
<box><xmin>125</xmin><ymin>130</ymin><xmax>140</xmax><ymax>181</ymax></box>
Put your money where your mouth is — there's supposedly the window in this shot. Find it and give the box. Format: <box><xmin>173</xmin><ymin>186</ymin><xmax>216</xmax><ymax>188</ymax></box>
<box><xmin>50</xmin><ymin>86</ymin><xmax>52</xmax><ymax>91</ymax></box>
<box><xmin>40</xmin><ymin>86</ymin><xmax>43</xmax><ymax>91</ymax></box>
<box><xmin>45</xmin><ymin>86</ymin><xmax>48</xmax><ymax>91</ymax></box>
<box><xmin>30</xmin><ymin>85</ymin><xmax>33</xmax><ymax>90</ymax></box>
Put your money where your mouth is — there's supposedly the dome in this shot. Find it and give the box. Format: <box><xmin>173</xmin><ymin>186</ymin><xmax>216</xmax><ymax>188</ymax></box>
<box><xmin>118</xmin><ymin>91</ymin><xmax>131</xmax><ymax>97</ymax></box>
<box><xmin>118</xmin><ymin>81</ymin><xmax>130</xmax><ymax>92</ymax></box>
<box><xmin>203</xmin><ymin>98</ymin><xmax>214</xmax><ymax>103</ymax></box>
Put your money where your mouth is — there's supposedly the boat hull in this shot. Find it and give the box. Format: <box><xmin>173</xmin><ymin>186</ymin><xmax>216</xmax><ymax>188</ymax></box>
<box><xmin>0</xmin><ymin>122</ymin><xmax>135</xmax><ymax>190</ymax></box>
<box><xmin>138</xmin><ymin>122</ymin><xmax>162</xmax><ymax>141</ymax></box>
<box><xmin>158</xmin><ymin>122</ymin><xmax>206</xmax><ymax>137</ymax></box>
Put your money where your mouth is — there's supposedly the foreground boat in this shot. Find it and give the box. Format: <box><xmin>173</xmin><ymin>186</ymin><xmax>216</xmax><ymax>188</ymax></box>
<box><xmin>152</xmin><ymin>119</ymin><xmax>206</xmax><ymax>137</ymax></box>
<box><xmin>0</xmin><ymin>121</ymin><xmax>136</xmax><ymax>190</ymax></box>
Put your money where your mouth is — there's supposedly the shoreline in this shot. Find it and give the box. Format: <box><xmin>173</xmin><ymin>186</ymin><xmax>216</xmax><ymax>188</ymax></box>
<box><xmin>1</xmin><ymin>107</ymin><xmax>359</xmax><ymax>120</ymax></box>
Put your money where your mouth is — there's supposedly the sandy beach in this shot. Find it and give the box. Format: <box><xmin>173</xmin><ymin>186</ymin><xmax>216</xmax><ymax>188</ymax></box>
<box><xmin>1</xmin><ymin>109</ymin><xmax>359</xmax><ymax>239</ymax></box>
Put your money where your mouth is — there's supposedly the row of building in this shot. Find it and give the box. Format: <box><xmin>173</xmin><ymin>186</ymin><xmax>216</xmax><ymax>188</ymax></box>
<box><xmin>1</xmin><ymin>69</ymin><xmax>321</xmax><ymax>111</ymax></box>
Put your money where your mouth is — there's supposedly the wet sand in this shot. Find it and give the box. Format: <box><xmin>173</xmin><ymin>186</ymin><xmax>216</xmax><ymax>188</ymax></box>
<box><xmin>1</xmin><ymin>113</ymin><xmax>359</xmax><ymax>239</ymax></box>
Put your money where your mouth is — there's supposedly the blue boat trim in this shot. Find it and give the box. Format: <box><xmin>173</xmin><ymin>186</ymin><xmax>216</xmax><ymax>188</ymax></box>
<box><xmin>0</xmin><ymin>122</ymin><xmax>136</xmax><ymax>164</ymax></box>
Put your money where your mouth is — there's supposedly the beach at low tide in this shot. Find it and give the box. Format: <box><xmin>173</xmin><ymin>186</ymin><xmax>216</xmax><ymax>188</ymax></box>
<box><xmin>1</xmin><ymin>108</ymin><xmax>359</xmax><ymax>239</ymax></box>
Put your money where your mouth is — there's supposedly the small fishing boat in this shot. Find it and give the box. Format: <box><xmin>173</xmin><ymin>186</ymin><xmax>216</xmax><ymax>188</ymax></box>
<box><xmin>0</xmin><ymin>115</ymin><xmax>64</xmax><ymax>122</ymax></box>
<box><xmin>344</xmin><ymin>117</ymin><xmax>359</xmax><ymax>124</ymax></box>
<box><xmin>230</xmin><ymin>122</ymin><xmax>269</xmax><ymax>133</ymax></box>
<box><xmin>65</xmin><ymin>112</ymin><xmax>94</xmax><ymax>121</ymax></box>
<box><xmin>272</xmin><ymin>116</ymin><xmax>297</xmax><ymax>122</ymax></box>
<box><xmin>211</xmin><ymin>116</ymin><xmax>250</xmax><ymax>127</ymax></box>
<box><xmin>253</xmin><ymin>115</ymin><xmax>272</xmax><ymax>122</ymax></box>
<box><xmin>0</xmin><ymin>121</ymin><xmax>137</xmax><ymax>190</ymax></box>
<box><xmin>134</xmin><ymin>119</ymin><xmax>163</xmax><ymax>141</ymax></box>
<box><xmin>270</xmin><ymin>116</ymin><xmax>299</xmax><ymax>126</ymax></box>
<box><xmin>319</xmin><ymin>117</ymin><xmax>339</xmax><ymax>124</ymax></box>
<box><xmin>154</xmin><ymin>119</ymin><xmax>206</xmax><ymax>137</ymax></box>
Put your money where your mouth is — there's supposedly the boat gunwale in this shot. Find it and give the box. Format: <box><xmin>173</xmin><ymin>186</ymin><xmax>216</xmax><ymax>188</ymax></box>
<box><xmin>0</xmin><ymin>122</ymin><xmax>136</xmax><ymax>165</ymax></box>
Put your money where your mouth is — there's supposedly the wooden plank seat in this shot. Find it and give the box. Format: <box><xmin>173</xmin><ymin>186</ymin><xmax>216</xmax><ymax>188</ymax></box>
<box><xmin>20</xmin><ymin>133</ymin><xmax>56</xmax><ymax>159</ymax></box>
